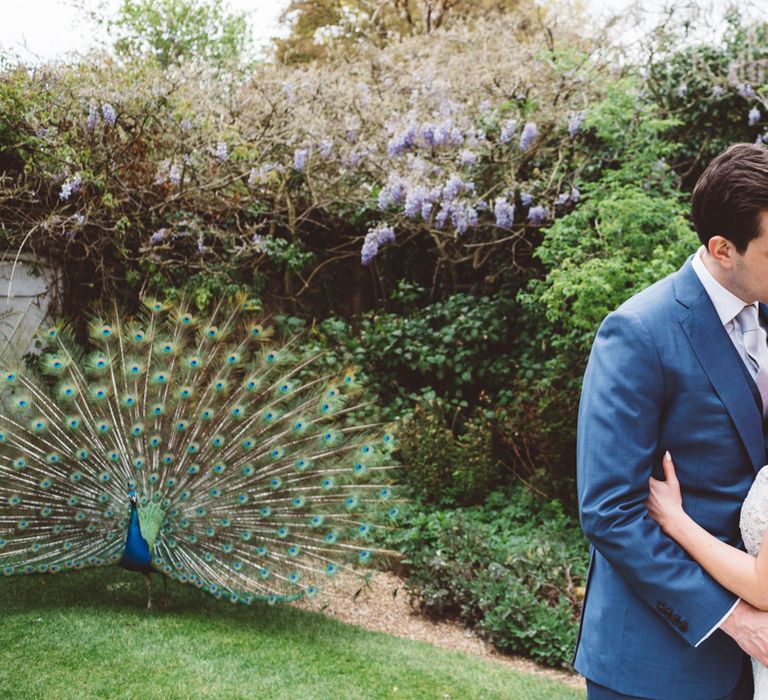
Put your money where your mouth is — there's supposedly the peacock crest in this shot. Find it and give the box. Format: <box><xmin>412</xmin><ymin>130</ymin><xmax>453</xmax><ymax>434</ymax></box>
<box><xmin>0</xmin><ymin>294</ymin><xmax>400</xmax><ymax>606</ymax></box>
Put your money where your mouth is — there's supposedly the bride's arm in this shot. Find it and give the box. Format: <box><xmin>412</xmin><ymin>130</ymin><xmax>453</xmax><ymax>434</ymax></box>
<box><xmin>647</xmin><ymin>452</ymin><xmax>768</xmax><ymax>611</ymax></box>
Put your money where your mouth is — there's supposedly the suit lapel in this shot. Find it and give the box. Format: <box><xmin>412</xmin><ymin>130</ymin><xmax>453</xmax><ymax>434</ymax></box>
<box><xmin>675</xmin><ymin>256</ymin><xmax>765</xmax><ymax>472</ymax></box>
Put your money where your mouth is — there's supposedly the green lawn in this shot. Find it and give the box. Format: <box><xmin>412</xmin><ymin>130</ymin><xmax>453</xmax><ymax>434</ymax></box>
<box><xmin>0</xmin><ymin>566</ymin><xmax>585</xmax><ymax>699</ymax></box>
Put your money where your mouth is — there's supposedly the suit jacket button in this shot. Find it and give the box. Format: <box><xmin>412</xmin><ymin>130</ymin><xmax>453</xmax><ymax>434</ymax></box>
<box><xmin>656</xmin><ymin>602</ymin><xmax>664</xmax><ymax>613</ymax></box>
<box><xmin>673</xmin><ymin>615</ymin><xmax>680</xmax><ymax>626</ymax></box>
<box><xmin>680</xmin><ymin>621</ymin><xmax>688</xmax><ymax>633</ymax></box>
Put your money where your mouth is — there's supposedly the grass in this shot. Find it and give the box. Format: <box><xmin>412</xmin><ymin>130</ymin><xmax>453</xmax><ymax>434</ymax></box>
<box><xmin>0</xmin><ymin>566</ymin><xmax>585</xmax><ymax>700</ymax></box>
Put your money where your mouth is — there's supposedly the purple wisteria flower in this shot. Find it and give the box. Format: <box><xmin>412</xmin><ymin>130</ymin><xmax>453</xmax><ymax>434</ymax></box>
<box><xmin>519</xmin><ymin>122</ymin><xmax>539</xmax><ymax>152</ymax></box>
<box><xmin>214</xmin><ymin>142</ymin><xmax>229</xmax><ymax>163</ymax></box>
<box><xmin>451</xmin><ymin>202</ymin><xmax>478</xmax><ymax>235</ymax></box>
<box><xmin>494</xmin><ymin>197</ymin><xmax>515</xmax><ymax>227</ymax></box>
<box><xmin>433</xmin><ymin>121</ymin><xmax>453</xmax><ymax>147</ymax></box>
<box><xmin>169</xmin><ymin>163</ymin><xmax>182</xmax><ymax>186</ymax></box>
<box><xmin>318</xmin><ymin>140</ymin><xmax>334</xmax><ymax>159</ymax></box>
<box><xmin>479</xmin><ymin>100</ymin><xmax>491</xmax><ymax>114</ymax></box>
<box><xmin>150</xmin><ymin>228</ymin><xmax>167</xmax><ymax>245</ymax></box>
<box><xmin>387</xmin><ymin>124</ymin><xmax>418</xmax><ymax>157</ymax></box>
<box><xmin>435</xmin><ymin>201</ymin><xmax>453</xmax><ymax>229</ymax></box>
<box><xmin>749</xmin><ymin>107</ymin><xmax>761</xmax><ymax>126</ymax></box>
<box><xmin>556</xmin><ymin>187</ymin><xmax>581</xmax><ymax>206</ymax></box>
<box><xmin>181</xmin><ymin>118</ymin><xmax>193</xmax><ymax>131</ymax></box>
<box><xmin>59</xmin><ymin>174</ymin><xmax>82</xmax><ymax>202</ymax></box>
<box><xmin>252</xmin><ymin>233</ymin><xmax>266</xmax><ymax>253</ymax></box>
<box><xmin>378</xmin><ymin>176</ymin><xmax>408</xmax><ymax>209</ymax></box>
<box><xmin>527</xmin><ymin>205</ymin><xmax>549</xmax><ymax>225</ymax></box>
<box><xmin>449</xmin><ymin>127</ymin><xmax>464</xmax><ymax>147</ymax></box>
<box><xmin>568</xmin><ymin>111</ymin><xmax>586</xmax><ymax>137</ymax></box>
<box><xmin>520</xmin><ymin>192</ymin><xmax>533</xmax><ymax>207</ymax></box>
<box><xmin>404</xmin><ymin>185</ymin><xmax>430</xmax><ymax>218</ymax></box>
<box><xmin>739</xmin><ymin>84</ymin><xmax>757</xmax><ymax>99</ymax></box>
<box><xmin>361</xmin><ymin>224</ymin><xmax>395</xmax><ymax>265</ymax></box>
<box><xmin>677</xmin><ymin>82</ymin><xmax>687</xmax><ymax>98</ymax></box>
<box><xmin>711</xmin><ymin>85</ymin><xmax>725</xmax><ymax>98</ymax></box>
<box><xmin>500</xmin><ymin>119</ymin><xmax>517</xmax><ymax>143</ymax></box>
<box><xmin>421</xmin><ymin>202</ymin><xmax>433</xmax><ymax>221</ymax></box>
<box><xmin>419</xmin><ymin>122</ymin><xmax>437</xmax><ymax>148</ymax></box>
<box><xmin>457</xmin><ymin>150</ymin><xmax>477</xmax><ymax>166</ymax></box>
<box><xmin>101</xmin><ymin>103</ymin><xmax>117</xmax><ymax>126</ymax></box>
<box><xmin>294</xmin><ymin>148</ymin><xmax>309</xmax><ymax>171</ymax></box>
<box><xmin>442</xmin><ymin>174</ymin><xmax>466</xmax><ymax>200</ymax></box>
<box><xmin>86</xmin><ymin>104</ymin><xmax>98</xmax><ymax>130</ymax></box>
<box><xmin>248</xmin><ymin>162</ymin><xmax>283</xmax><ymax>185</ymax></box>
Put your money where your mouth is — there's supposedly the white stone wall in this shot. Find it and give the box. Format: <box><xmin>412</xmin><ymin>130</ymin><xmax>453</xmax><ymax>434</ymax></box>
<box><xmin>0</xmin><ymin>255</ymin><xmax>61</xmax><ymax>363</ymax></box>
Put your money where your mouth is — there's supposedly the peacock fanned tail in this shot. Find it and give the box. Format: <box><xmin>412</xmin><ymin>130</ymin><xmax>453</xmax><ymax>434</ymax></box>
<box><xmin>0</xmin><ymin>294</ymin><xmax>401</xmax><ymax>605</ymax></box>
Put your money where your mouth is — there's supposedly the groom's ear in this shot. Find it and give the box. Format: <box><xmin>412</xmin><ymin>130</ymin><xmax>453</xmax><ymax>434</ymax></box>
<box><xmin>707</xmin><ymin>235</ymin><xmax>736</xmax><ymax>268</ymax></box>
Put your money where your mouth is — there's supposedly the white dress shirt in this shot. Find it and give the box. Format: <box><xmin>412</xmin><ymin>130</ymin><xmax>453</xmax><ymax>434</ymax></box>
<box><xmin>690</xmin><ymin>245</ymin><xmax>765</xmax><ymax>645</ymax></box>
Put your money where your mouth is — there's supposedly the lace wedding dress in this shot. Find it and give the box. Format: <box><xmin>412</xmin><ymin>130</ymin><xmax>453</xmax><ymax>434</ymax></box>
<box><xmin>739</xmin><ymin>465</ymin><xmax>768</xmax><ymax>699</ymax></box>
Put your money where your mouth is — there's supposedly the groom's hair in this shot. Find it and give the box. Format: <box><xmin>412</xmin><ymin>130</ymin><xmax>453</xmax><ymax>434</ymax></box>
<box><xmin>691</xmin><ymin>142</ymin><xmax>768</xmax><ymax>253</ymax></box>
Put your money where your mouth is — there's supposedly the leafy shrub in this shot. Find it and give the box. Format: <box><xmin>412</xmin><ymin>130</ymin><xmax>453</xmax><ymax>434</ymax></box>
<box><xmin>507</xmin><ymin>80</ymin><xmax>699</xmax><ymax>505</ymax></box>
<box><xmin>380</xmin><ymin>488</ymin><xmax>588</xmax><ymax>668</ymax></box>
<box><xmin>394</xmin><ymin>400</ymin><xmax>500</xmax><ymax>507</ymax></box>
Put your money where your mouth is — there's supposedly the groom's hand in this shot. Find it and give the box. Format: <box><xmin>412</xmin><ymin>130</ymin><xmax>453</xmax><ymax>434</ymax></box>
<box><xmin>721</xmin><ymin>599</ymin><xmax>768</xmax><ymax>664</ymax></box>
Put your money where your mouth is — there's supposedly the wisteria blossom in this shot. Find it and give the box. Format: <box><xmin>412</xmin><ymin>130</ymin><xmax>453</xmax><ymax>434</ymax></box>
<box><xmin>520</xmin><ymin>192</ymin><xmax>533</xmax><ymax>207</ymax></box>
<box><xmin>527</xmin><ymin>205</ymin><xmax>549</xmax><ymax>225</ymax></box>
<box><xmin>519</xmin><ymin>122</ymin><xmax>539</xmax><ymax>152</ymax></box>
<box><xmin>318</xmin><ymin>140</ymin><xmax>334</xmax><ymax>159</ymax></box>
<box><xmin>294</xmin><ymin>147</ymin><xmax>309</xmax><ymax>171</ymax></box>
<box><xmin>59</xmin><ymin>174</ymin><xmax>82</xmax><ymax>202</ymax></box>
<box><xmin>361</xmin><ymin>224</ymin><xmax>396</xmax><ymax>265</ymax></box>
<box><xmin>101</xmin><ymin>103</ymin><xmax>117</xmax><ymax>126</ymax></box>
<box><xmin>739</xmin><ymin>83</ymin><xmax>757</xmax><ymax>99</ymax></box>
<box><xmin>214</xmin><ymin>142</ymin><xmax>229</xmax><ymax>162</ymax></box>
<box><xmin>442</xmin><ymin>173</ymin><xmax>468</xmax><ymax>200</ymax></box>
<box><xmin>500</xmin><ymin>119</ymin><xmax>517</xmax><ymax>143</ymax></box>
<box><xmin>451</xmin><ymin>201</ymin><xmax>478</xmax><ymax>234</ymax></box>
<box><xmin>150</xmin><ymin>228</ymin><xmax>167</xmax><ymax>245</ymax></box>
<box><xmin>252</xmin><ymin>233</ymin><xmax>267</xmax><ymax>253</ymax></box>
<box><xmin>568</xmin><ymin>111</ymin><xmax>586</xmax><ymax>137</ymax></box>
<box><xmin>86</xmin><ymin>104</ymin><xmax>99</xmax><ymax>130</ymax></box>
<box><xmin>387</xmin><ymin>123</ymin><xmax>418</xmax><ymax>157</ymax></box>
<box><xmin>169</xmin><ymin>163</ymin><xmax>182</xmax><ymax>186</ymax></box>
<box><xmin>494</xmin><ymin>197</ymin><xmax>515</xmax><ymax>227</ymax></box>
<box><xmin>248</xmin><ymin>162</ymin><xmax>284</xmax><ymax>185</ymax></box>
<box><xmin>378</xmin><ymin>175</ymin><xmax>408</xmax><ymax>209</ymax></box>
<box><xmin>677</xmin><ymin>82</ymin><xmax>687</xmax><ymax>98</ymax></box>
<box><xmin>749</xmin><ymin>107</ymin><xmax>761</xmax><ymax>126</ymax></box>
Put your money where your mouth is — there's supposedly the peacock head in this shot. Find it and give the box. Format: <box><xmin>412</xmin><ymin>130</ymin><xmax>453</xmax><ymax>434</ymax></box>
<box><xmin>128</xmin><ymin>490</ymin><xmax>137</xmax><ymax>506</ymax></box>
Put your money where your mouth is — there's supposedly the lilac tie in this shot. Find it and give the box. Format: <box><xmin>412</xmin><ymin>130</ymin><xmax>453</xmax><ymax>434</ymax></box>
<box><xmin>737</xmin><ymin>303</ymin><xmax>768</xmax><ymax>414</ymax></box>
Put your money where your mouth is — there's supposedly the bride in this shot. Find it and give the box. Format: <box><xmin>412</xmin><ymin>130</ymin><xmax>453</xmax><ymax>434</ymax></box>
<box><xmin>648</xmin><ymin>452</ymin><xmax>768</xmax><ymax>698</ymax></box>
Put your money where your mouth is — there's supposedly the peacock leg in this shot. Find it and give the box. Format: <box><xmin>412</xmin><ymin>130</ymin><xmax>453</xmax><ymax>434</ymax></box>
<box><xmin>144</xmin><ymin>573</ymin><xmax>153</xmax><ymax>610</ymax></box>
<box><xmin>161</xmin><ymin>575</ymin><xmax>170</xmax><ymax>608</ymax></box>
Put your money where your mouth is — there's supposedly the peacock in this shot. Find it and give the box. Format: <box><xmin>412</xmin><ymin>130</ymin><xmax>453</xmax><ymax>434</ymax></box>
<box><xmin>0</xmin><ymin>294</ymin><xmax>400</xmax><ymax>609</ymax></box>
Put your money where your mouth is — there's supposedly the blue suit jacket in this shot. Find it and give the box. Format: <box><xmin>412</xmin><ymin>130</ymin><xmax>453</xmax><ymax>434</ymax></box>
<box><xmin>574</xmin><ymin>255</ymin><xmax>768</xmax><ymax>698</ymax></box>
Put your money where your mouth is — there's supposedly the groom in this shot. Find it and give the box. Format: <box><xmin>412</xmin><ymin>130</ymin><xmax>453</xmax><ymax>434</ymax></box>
<box><xmin>575</xmin><ymin>143</ymin><xmax>768</xmax><ymax>699</ymax></box>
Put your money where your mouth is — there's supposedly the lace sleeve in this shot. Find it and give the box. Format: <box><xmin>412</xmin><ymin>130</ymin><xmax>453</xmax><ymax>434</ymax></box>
<box><xmin>740</xmin><ymin>465</ymin><xmax>768</xmax><ymax>557</ymax></box>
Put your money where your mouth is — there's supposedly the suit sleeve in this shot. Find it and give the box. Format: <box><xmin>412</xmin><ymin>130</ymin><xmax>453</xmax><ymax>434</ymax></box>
<box><xmin>577</xmin><ymin>308</ymin><xmax>738</xmax><ymax>646</ymax></box>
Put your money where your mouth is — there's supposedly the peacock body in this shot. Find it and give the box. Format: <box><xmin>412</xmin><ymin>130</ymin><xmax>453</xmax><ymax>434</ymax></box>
<box><xmin>0</xmin><ymin>295</ymin><xmax>400</xmax><ymax>607</ymax></box>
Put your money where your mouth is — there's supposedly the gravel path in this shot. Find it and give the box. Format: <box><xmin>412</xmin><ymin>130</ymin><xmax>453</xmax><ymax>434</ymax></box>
<box><xmin>292</xmin><ymin>568</ymin><xmax>586</xmax><ymax>691</ymax></box>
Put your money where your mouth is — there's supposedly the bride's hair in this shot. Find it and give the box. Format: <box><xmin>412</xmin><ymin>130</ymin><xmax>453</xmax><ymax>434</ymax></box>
<box><xmin>691</xmin><ymin>142</ymin><xmax>768</xmax><ymax>253</ymax></box>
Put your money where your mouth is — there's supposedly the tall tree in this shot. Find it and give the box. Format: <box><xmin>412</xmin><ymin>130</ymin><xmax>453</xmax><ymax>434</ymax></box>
<box><xmin>274</xmin><ymin>0</ymin><xmax>530</xmax><ymax>63</ymax></box>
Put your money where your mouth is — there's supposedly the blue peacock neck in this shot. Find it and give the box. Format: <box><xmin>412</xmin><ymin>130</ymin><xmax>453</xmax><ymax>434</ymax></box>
<box><xmin>119</xmin><ymin>495</ymin><xmax>165</xmax><ymax>573</ymax></box>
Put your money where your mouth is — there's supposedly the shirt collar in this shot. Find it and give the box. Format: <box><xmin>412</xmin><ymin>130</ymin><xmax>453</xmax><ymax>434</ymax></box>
<box><xmin>691</xmin><ymin>245</ymin><xmax>757</xmax><ymax>326</ymax></box>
